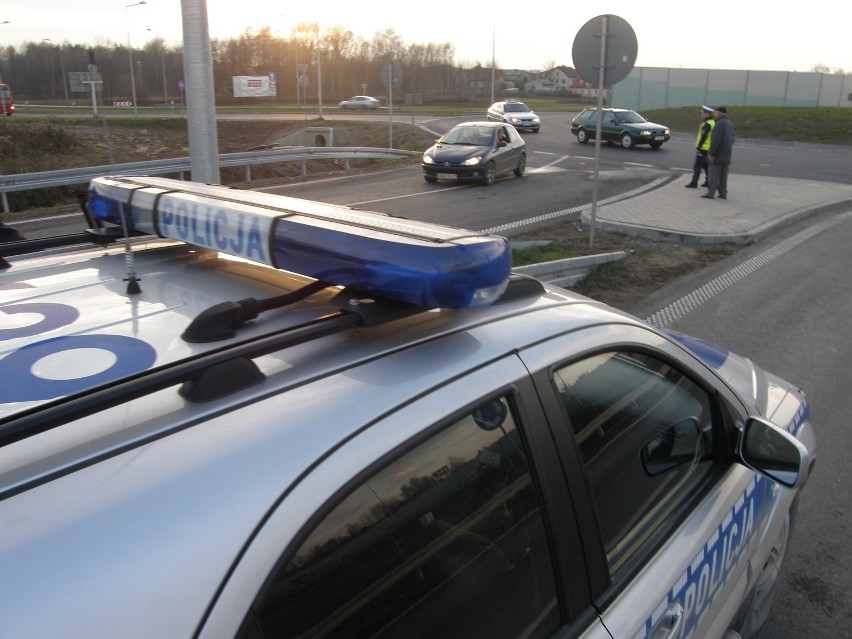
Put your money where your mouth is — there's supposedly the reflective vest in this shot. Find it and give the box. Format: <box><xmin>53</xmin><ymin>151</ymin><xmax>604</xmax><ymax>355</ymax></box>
<box><xmin>696</xmin><ymin>118</ymin><xmax>715</xmax><ymax>151</ymax></box>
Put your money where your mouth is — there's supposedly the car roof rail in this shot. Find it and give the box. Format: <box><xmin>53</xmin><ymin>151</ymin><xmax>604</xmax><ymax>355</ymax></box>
<box><xmin>0</xmin><ymin>286</ymin><xmax>423</xmax><ymax>454</ymax></box>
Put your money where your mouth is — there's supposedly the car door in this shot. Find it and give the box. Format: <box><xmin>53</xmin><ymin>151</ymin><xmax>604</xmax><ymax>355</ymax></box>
<box><xmin>492</xmin><ymin>125</ymin><xmax>514</xmax><ymax>173</ymax></box>
<box><xmin>599</xmin><ymin>110</ymin><xmax>619</xmax><ymax>142</ymax></box>
<box><xmin>201</xmin><ymin>354</ymin><xmax>598</xmax><ymax>639</ymax></box>
<box><xmin>520</xmin><ymin>324</ymin><xmax>788</xmax><ymax>639</ymax></box>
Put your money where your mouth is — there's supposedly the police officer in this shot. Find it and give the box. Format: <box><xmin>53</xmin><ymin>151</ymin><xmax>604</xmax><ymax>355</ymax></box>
<box><xmin>685</xmin><ymin>105</ymin><xmax>715</xmax><ymax>188</ymax></box>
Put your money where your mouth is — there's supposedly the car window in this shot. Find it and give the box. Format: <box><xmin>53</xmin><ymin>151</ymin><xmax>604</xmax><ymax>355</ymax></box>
<box><xmin>505</xmin><ymin>102</ymin><xmax>530</xmax><ymax>113</ymax></box>
<box><xmin>442</xmin><ymin>126</ymin><xmax>492</xmax><ymax>145</ymax></box>
<box><xmin>245</xmin><ymin>396</ymin><xmax>560</xmax><ymax>638</ymax></box>
<box><xmin>552</xmin><ymin>351</ymin><xmax>716</xmax><ymax>572</ymax></box>
<box><xmin>618</xmin><ymin>111</ymin><xmax>646</xmax><ymax>124</ymax></box>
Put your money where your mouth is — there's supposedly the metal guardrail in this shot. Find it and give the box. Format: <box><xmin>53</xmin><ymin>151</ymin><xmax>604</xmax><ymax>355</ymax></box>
<box><xmin>513</xmin><ymin>251</ymin><xmax>627</xmax><ymax>287</ymax></box>
<box><xmin>0</xmin><ymin>146</ymin><xmax>420</xmax><ymax>213</ymax></box>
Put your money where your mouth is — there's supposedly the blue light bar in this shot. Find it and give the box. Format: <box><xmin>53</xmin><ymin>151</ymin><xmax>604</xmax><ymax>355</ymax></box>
<box><xmin>88</xmin><ymin>176</ymin><xmax>511</xmax><ymax>309</ymax></box>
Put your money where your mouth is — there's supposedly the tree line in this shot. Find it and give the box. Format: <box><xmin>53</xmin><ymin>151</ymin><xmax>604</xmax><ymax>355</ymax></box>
<box><xmin>0</xmin><ymin>24</ymin><xmax>499</xmax><ymax>107</ymax></box>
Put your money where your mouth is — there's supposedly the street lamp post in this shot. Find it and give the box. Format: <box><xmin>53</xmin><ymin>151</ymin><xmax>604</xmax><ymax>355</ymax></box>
<box><xmin>147</xmin><ymin>28</ymin><xmax>169</xmax><ymax>105</ymax></box>
<box><xmin>125</xmin><ymin>1</ymin><xmax>147</xmax><ymax>115</ymax></box>
<box><xmin>0</xmin><ymin>21</ymin><xmax>8</xmax><ymax>84</ymax></box>
<box><xmin>43</xmin><ymin>39</ymin><xmax>69</xmax><ymax>103</ymax></box>
<box><xmin>315</xmin><ymin>23</ymin><xmax>323</xmax><ymax>120</ymax></box>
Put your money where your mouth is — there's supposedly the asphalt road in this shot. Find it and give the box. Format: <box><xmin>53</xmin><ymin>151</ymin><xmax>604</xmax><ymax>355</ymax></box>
<box><xmin>11</xmin><ymin>110</ymin><xmax>850</xmax><ymax>241</ymax></box>
<box><xmin>242</xmin><ymin>112</ymin><xmax>849</xmax><ymax>242</ymax></box>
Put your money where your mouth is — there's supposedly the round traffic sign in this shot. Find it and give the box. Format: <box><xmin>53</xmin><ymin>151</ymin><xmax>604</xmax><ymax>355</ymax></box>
<box><xmin>572</xmin><ymin>15</ymin><xmax>637</xmax><ymax>87</ymax></box>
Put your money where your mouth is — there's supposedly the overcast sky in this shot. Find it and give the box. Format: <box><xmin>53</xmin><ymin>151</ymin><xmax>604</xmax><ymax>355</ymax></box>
<box><xmin>4</xmin><ymin>0</ymin><xmax>850</xmax><ymax>74</ymax></box>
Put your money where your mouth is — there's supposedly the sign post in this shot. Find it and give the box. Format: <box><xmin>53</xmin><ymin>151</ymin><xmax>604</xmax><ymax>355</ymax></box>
<box><xmin>572</xmin><ymin>15</ymin><xmax>637</xmax><ymax>248</ymax></box>
<box><xmin>70</xmin><ymin>67</ymin><xmax>104</xmax><ymax>117</ymax></box>
<box><xmin>381</xmin><ymin>62</ymin><xmax>402</xmax><ymax>149</ymax></box>
<box><xmin>298</xmin><ymin>64</ymin><xmax>308</xmax><ymax>111</ymax></box>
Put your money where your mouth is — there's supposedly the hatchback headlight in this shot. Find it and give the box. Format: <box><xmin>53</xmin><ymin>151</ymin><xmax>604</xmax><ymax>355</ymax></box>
<box><xmin>423</xmin><ymin>155</ymin><xmax>434</xmax><ymax>164</ymax></box>
<box><xmin>463</xmin><ymin>156</ymin><xmax>482</xmax><ymax>166</ymax></box>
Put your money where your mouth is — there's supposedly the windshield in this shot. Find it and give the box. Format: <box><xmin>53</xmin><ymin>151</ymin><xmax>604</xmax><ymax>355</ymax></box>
<box><xmin>616</xmin><ymin>111</ymin><xmax>647</xmax><ymax>123</ymax></box>
<box><xmin>504</xmin><ymin>103</ymin><xmax>530</xmax><ymax>113</ymax></box>
<box><xmin>441</xmin><ymin>126</ymin><xmax>494</xmax><ymax>145</ymax></box>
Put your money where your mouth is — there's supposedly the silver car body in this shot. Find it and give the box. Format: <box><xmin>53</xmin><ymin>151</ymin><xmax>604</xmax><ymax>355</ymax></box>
<box><xmin>0</xmin><ymin>177</ymin><xmax>814</xmax><ymax>639</ymax></box>
<box><xmin>487</xmin><ymin>99</ymin><xmax>541</xmax><ymax>132</ymax></box>
<box><xmin>338</xmin><ymin>95</ymin><xmax>380</xmax><ymax>109</ymax></box>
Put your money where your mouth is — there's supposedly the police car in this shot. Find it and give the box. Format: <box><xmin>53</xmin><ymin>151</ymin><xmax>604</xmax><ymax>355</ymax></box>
<box><xmin>0</xmin><ymin>176</ymin><xmax>815</xmax><ymax>639</ymax></box>
<box><xmin>486</xmin><ymin>99</ymin><xmax>541</xmax><ymax>132</ymax></box>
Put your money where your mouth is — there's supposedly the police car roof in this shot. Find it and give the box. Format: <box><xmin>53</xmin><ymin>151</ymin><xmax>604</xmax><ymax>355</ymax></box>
<box><xmin>0</xmin><ymin>177</ymin><xmax>638</xmax><ymax>497</ymax></box>
<box><xmin>0</xmin><ymin>178</ymin><xmax>657</xmax><ymax>636</ymax></box>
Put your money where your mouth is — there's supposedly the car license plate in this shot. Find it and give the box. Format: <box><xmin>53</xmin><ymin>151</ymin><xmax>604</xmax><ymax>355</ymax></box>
<box><xmin>654</xmin><ymin>136</ymin><xmax>665</xmax><ymax>141</ymax></box>
<box><xmin>437</xmin><ymin>173</ymin><xmax>457</xmax><ymax>180</ymax></box>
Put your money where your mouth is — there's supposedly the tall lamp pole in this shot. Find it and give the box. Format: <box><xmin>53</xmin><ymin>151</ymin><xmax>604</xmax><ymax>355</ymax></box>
<box><xmin>315</xmin><ymin>23</ymin><xmax>323</xmax><ymax>120</ymax></box>
<box><xmin>147</xmin><ymin>28</ymin><xmax>169</xmax><ymax>104</ymax></box>
<box><xmin>0</xmin><ymin>21</ymin><xmax>8</xmax><ymax>84</ymax></box>
<box><xmin>125</xmin><ymin>1</ymin><xmax>147</xmax><ymax>115</ymax></box>
<box><xmin>490</xmin><ymin>25</ymin><xmax>496</xmax><ymax>104</ymax></box>
<box><xmin>43</xmin><ymin>39</ymin><xmax>69</xmax><ymax>103</ymax></box>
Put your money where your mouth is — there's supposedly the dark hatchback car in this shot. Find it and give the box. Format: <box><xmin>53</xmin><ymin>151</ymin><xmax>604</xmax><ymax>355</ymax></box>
<box><xmin>422</xmin><ymin>122</ymin><xmax>526</xmax><ymax>186</ymax></box>
<box><xmin>571</xmin><ymin>107</ymin><xmax>670</xmax><ymax>149</ymax></box>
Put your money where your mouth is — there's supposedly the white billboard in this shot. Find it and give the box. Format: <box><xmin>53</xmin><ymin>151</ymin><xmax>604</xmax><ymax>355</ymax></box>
<box><xmin>233</xmin><ymin>75</ymin><xmax>276</xmax><ymax>98</ymax></box>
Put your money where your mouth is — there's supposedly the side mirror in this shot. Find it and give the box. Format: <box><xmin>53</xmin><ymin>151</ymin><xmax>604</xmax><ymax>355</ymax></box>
<box><xmin>641</xmin><ymin>417</ymin><xmax>705</xmax><ymax>476</ymax></box>
<box><xmin>497</xmin><ymin>140</ymin><xmax>508</xmax><ymax>148</ymax></box>
<box><xmin>473</xmin><ymin>400</ymin><xmax>508</xmax><ymax>432</ymax></box>
<box><xmin>738</xmin><ymin>416</ymin><xmax>808</xmax><ymax>488</ymax></box>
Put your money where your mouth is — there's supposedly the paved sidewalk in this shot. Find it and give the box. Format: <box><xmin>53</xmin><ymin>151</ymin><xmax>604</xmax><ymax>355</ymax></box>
<box><xmin>586</xmin><ymin>174</ymin><xmax>852</xmax><ymax>244</ymax></box>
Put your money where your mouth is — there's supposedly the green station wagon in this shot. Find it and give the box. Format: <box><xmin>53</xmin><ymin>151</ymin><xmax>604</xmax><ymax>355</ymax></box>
<box><xmin>571</xmin><ymin>107</ymin><xmax>670</xmax><ymax>149</ymax></box>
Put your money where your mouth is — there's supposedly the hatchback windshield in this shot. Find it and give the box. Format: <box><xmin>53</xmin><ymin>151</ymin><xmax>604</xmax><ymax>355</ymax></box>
<box><xmin>441</xmin><ymin>126</ymin><xmax>495</xmax><ymax>145</ymax></box>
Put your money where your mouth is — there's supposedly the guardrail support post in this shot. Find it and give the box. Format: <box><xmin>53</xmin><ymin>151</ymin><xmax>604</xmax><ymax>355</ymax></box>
<box><xmin>245</xmin><ymin>166</ymin><xmax>251</xmax><ymax>182</ymax></box>
<box><xmin>1</xmin><ymin>192</ymin><xmax>8</xmax><ymax>214</ymax></box>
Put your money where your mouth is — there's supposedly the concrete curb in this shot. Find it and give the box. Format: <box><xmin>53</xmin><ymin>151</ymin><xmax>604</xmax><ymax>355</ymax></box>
<box><xmin>586</xmin><ymin>198</ymin><xmax>852</xmax><ymax>246</ymax></box>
